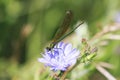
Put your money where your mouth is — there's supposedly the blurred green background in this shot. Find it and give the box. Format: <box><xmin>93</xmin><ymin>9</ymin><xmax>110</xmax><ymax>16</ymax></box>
<box><xmin>0</xmin><ymin>0</ymin><xmax>120</xmax><ymax>80</ymax></box>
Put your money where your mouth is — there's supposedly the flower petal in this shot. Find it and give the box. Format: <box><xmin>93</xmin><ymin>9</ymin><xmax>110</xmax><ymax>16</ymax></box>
<box><xmin>64</xmin><ymin>43</ymin><xmax>72</xmax><ymax>55</ymax></box>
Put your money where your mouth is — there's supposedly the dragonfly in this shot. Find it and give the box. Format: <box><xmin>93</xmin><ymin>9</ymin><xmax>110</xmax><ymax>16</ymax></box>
<box><xmin>46</xmin><ymin>10</ymin><xmax>84</xmax><ymax>51</ymax></box>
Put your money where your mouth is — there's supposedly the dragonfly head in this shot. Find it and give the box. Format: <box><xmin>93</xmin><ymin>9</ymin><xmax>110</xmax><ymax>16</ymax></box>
<box><xmin>46</xmin><ymin>47</ymin><xmax>51</xmax><ymax>51</ymax></box>
<box><xmin>46</xmin><ymin>43</ymin><xmax>55</xmax><ymax>51</ymax></box>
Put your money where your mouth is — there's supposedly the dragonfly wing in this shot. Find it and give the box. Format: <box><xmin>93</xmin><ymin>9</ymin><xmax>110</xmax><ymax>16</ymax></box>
<box><xmin>52</xmin><ymin>10</ymin><xmax>73</xmax><ymax>44</ymax></box>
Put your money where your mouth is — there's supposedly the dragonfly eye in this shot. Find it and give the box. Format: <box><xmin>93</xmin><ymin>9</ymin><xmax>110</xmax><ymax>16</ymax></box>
<box><xmin>46</xmin><ymin>47</ymin><xmax>51</xmax><ymax>51</ymax></box>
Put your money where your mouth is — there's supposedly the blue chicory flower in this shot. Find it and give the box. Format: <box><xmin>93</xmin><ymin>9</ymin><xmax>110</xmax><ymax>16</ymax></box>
<box><xmin>38</xmin><ymin>42</ymin><xmax>80</xmax><ymax>71</ymax></box>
